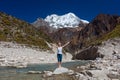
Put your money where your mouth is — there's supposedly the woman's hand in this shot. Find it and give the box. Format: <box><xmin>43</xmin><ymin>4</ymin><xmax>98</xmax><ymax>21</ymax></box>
<box><xmin>62</xmin><ymin>41</ymin><xmax>70</xmax><ymax>47</ymax></box>
<box><xmin>67</xmin><ymin>42</ymin><xmax>70</xmax><ymax>44</ymax></box>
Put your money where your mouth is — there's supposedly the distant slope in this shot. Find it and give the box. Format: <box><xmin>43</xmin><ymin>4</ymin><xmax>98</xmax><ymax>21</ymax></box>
<box><xmin>102</xmin><ymin>24</ymin><xmax>120</xmax><ymax>40</ymax></box>
<box><xmin>93</xmin><ymin>24</ymin><xmax>120</xmax><ymax>45</ymax></box>
<box><xmin>0</xmin><ymin>12</ymin><xmax>51</xmax><ymax>49</ymax></box>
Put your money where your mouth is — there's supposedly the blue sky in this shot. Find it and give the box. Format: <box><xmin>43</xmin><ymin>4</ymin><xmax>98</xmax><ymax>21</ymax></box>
<box><xmin>0</xmin><ymin>0</ymin><xmax>120</xmax><ymax>23</ymax></box>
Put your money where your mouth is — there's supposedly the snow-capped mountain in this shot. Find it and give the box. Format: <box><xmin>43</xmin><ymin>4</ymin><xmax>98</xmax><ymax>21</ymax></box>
<box><xmin>44</xmin><ymin>12</ymin><xmax>89</xmax><ymax>28</ymax></box>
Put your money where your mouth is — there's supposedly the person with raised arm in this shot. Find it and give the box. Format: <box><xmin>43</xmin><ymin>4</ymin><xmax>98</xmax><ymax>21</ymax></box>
<box><xmin>56</xmin><ymin>41</ymin><xmax>70</xmax><ymax>68</ymax></box>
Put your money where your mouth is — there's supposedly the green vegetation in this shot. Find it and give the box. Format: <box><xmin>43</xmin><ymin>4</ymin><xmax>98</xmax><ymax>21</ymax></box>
<box><xmin>0</xmin><ymin>12</ymin><xmax>51</xmax><ymax>50</ymax></box>
<box><xmin>101</xmin><ymin>25</ymin><xmax>120</xmax><ymax>40</ymax></box>
<box><xmin>90</xmin><ymin>24</ymin><xmax>120</xmax><ymax>46</ymax></box>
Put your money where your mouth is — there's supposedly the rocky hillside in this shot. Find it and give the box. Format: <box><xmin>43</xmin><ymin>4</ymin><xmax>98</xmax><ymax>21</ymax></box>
<box><xmin>72</xmin><ymin>17</ymin><xmax>120</xmax><ymax>60</ymax></box>
<box><xmin>0</xmin><ymin>12</ymin><xmax>51</xmax><ymax>49</ymax></box>
<box><xmin>50</xmin><ymin>27</ymin><xmax>83</xmax><ymax>44</ymax></box>
<box><xmin>78</xmin><ymin>14</ymin><xmax>119</xmax><ymax>40</ymax></box>
<box><xmin>68</xmin><ymin>14</ymin><xmax>120</xmax><ymax>54</ymax></box>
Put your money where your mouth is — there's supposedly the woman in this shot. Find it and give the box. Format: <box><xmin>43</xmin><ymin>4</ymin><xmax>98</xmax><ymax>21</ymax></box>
<box><xmin>56</xmin><ymin>42</ymin><xmax>70</xmax><ymax>68</ymax></box>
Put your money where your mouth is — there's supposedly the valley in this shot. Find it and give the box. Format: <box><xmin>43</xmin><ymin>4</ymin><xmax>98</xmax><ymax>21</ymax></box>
<box><xmin>0</xmin><ymin>12</ymin><xmax>120</xmax><ymax>80</ymax></box>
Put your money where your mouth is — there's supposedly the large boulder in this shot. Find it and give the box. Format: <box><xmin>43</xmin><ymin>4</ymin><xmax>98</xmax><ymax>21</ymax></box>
<box><xmin>73</xmin><ymin>46</ymin><xmax>104</xmax><ymax>60</ymax></box>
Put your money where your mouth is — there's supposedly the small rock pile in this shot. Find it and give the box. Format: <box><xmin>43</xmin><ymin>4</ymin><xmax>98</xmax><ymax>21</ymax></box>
<box><xmin>74</xmin><ymin>58</ymin><xmax>120</xmax><ymax>80</ymax></box>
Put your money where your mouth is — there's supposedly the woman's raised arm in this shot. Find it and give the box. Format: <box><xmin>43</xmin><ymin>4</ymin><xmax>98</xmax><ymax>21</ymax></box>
<box><xmin>62</xmin><ymin>42</ymin><xmax>70</xmax><ymax>47</ymax></box>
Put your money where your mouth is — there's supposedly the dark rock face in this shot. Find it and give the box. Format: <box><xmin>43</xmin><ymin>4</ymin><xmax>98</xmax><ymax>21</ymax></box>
<box><xmin>49</xmin><ymin>27</ymin><xmax>85</xmax><ymax>56</ymax></box>
<box><xmin>72</xmin><ymin>46</ymin><xmax>104</xmax><ymax>60</ymax></box>
<box><xmin>51</xmin><ymin>27</ymin><xmax>83</xmax><ymax>44</ymax></box>
<box><xmin>78</xmin><ymin>14</ymin><xmax>119</xmax><ymax>40</ymax></box>
<box><xmin>68</xmin><ymin>14</ymin><xmax>120</xmax><ymax>54</ymax></box>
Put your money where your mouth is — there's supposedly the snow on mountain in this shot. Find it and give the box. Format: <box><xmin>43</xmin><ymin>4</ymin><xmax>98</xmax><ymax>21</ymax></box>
<box><xmin>44</xmin><ymin>12</ymin><xmax>89</xmax><ymax>29</ymax></box>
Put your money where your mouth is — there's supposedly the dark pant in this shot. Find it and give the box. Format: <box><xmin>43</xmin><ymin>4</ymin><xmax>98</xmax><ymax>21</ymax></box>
<box><xmin>57</xmin><ymin>54</ymin><xmax>62</xmax><ymax>62</ymax></box>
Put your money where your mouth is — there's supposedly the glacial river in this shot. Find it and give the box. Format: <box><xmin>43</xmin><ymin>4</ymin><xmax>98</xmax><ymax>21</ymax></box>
<box><xmin>0</xmin><ymin>60</ymin><xmax>89</xmax><ymax>80</ymax></box>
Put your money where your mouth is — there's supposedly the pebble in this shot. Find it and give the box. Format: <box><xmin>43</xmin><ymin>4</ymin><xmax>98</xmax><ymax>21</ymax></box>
<box><xmin>27</xmin><ymin>71</ymin><xmax>42</xmax><ymax>74</ymax></box>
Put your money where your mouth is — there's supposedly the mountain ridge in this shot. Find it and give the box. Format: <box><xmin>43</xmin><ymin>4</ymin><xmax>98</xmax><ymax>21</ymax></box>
<box><xmin>45</xmin><ymin>12</ymin><xmax>89</xmax><ymax>28</ymax></box>
<box><xmin>33</xmin><ymin>12</ymin><xmax>89</xmax><ymax>29</ymax></box>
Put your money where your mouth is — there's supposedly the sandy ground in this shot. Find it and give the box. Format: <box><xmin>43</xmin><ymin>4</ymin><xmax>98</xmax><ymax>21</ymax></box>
<box><xmin>0</xmin><ymin>41</ymin><xmax>72</xmax><ymax>67</ymax></box>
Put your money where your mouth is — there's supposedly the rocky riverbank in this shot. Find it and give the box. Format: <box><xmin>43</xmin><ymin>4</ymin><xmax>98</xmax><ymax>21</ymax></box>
<box><xmin>25</xmin><ymin>56</ymin><xmax>119</xmax><ymax>80</ymax></box>
<box><xmin>40</xmin><ymin>38</ymin><xmax>120</xmax><ymax>80</ymax></box>
<box><xmin>0</xmin><ymin>41</ymin><xmax>72</xmax><ymax>68</ymax></box>
<box><xmin>40</xmin><ymin>57</ymin><xmax>119</xmax><ymax>80</ymax></box>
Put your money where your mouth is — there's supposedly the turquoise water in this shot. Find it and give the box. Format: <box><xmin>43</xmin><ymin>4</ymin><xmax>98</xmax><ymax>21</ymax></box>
<box><xmin>0</xmin><ymin>60</ymin><xmax>89</xmax><ymax>80</ymax></box>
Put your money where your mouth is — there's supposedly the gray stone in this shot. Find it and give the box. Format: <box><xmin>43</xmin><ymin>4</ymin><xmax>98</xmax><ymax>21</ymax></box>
<box><xmin>117</xmin><ymin>54</ymin><xmax>120</xmax><ymax>59</ymax></box>
<box><xmin>86</xmin><ymin>71</ymin><xmax>93</xmax><ymax>77</ymax></box>
<box><xmin>43</xmin><ymin>71</ymin><xmax>53</xmax><ymax>77</ymax></box>
<box><xmin>88</xmin><ymin>70</ymin><xmax>110</xmax><ymax>80</ymax></box>
<box><xmin>53</xmin><ymin>67</ymin><xmax>69</xmax><ymax>74</ymax></box>
<box><xmin>27</xmin><ymin>71</ymin><xmax>42</xmax><ymax>74</ymax></box>
<box><xmin>107</xmin><ymin>73</ymin><xmax>120</xmax><ymax>79</ymax></box>
<box><xmin>67</xmin><ymin>70</ymin><xmax>74</xmax><ymax>75</ymax></box>
<box><xmin>45</xmin><ymin>71</ymin><xmax>53</xmax><ymax>77</ymax></box>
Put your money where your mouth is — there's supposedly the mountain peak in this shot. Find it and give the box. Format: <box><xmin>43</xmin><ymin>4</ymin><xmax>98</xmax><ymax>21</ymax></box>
<box><xmin>64</xmin><ymin>12</ymin><xmax>77</xmax><ymax>18</ymax></box>
<box><xmin>44</xmin><ymin>12</ymin><xmax>89</xmax><ymax>29</ymax></box>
